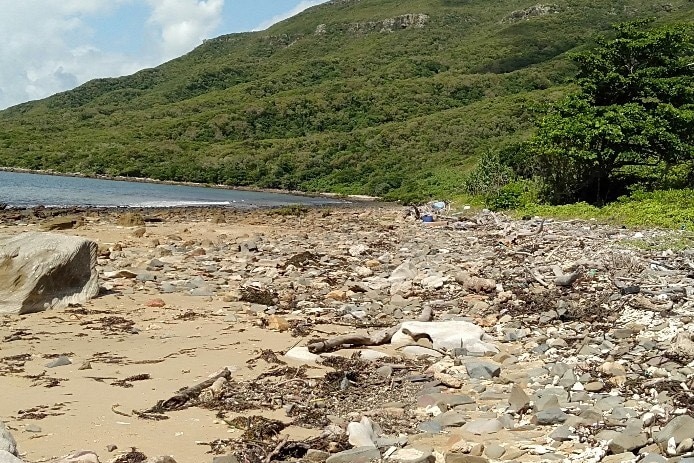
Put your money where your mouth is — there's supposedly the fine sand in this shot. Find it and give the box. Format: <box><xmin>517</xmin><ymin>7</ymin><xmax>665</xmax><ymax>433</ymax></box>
<box><xmin>0</xmin><ymin>207</ymin><xmax>371</xmax><ymax>462</ymax></box>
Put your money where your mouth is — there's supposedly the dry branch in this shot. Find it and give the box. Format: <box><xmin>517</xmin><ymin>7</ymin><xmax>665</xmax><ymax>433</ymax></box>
<box><xmin>142</xmin><ymin>367</ymin><xmax>232</xmax><ymax>413</ymax></box>
<box><xmin>307</xmin><ymin>306</ymin><xmax>434</xmax><ymax>354</ymax></box>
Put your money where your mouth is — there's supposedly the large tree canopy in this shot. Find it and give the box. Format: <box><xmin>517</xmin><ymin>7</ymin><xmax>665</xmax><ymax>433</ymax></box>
<box><xmin>521</xmin><ymin>19</ymin><xmax>694</xmax><ymax>204</ymax></box>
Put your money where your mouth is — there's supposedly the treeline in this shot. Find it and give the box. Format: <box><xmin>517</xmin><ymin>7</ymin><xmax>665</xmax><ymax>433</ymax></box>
<box><xmin>467</xmin><ymin>20</ymin><xmax>694</xmax><ymax>209</ymax></box>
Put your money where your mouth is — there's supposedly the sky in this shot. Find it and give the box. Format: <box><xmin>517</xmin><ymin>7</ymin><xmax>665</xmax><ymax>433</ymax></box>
<box><xmin>0</xmin><ymin>0</ymin><xmax>329</xmax><ymax>110</ymax></box>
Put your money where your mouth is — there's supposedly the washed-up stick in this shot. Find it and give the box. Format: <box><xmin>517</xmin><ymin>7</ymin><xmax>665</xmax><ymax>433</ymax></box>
<box><xmin>307</xmin><ymin>305</ymin><xmax>434</xmax><ymax>354</ymax></box>
<box><xmin>525</xmin><ymin>266</ymin><xmax>550</xmax><ymax>288</ymax></box>
<box><xmin>141</xmin><ymin>367</ymin><xmax>232</xmax><ymax>413</ymax></box>
<box><xmin>264</xmin><ymin>435</ymin><xmax>289</xmax><ymax>463</ymax></box>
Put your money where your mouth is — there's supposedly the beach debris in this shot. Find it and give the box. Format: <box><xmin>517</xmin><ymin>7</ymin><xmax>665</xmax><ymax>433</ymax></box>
<box><xmin>1</xmin><ymin>207</ymin><xmax>694</xmax><ymax>463</ymax></box>
<box><xmin>111</xmin><ymin>374</ymin><xmax>152</xmax><ymax>388</ymax></box>
<box><xmin>112</xmin><ymin>448</ymin><xmax>146</xmax><ymax>463</ymax></box>
<box><xmin>0</xmin><ymin>232</ymin><xmax>99</xmax><ymax>315</ymax></box>
<box><xmin>142</xmin><ymin>368</ymin><xmax>233</xmax><ymax>414</ymax></box>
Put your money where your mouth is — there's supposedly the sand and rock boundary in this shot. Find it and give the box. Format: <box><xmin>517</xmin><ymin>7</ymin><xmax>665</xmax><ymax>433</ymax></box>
<box><xmin>0</xmin><ymin>206</ymin><xmax>692</xmax><ymax>463</ymax></box>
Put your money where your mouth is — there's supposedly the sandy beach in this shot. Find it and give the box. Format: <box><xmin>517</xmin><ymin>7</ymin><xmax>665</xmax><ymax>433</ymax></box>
<box><xmin>0</xmin><ymin>206</ymin><xmax>401</xmax><ymax>462</ymax></box>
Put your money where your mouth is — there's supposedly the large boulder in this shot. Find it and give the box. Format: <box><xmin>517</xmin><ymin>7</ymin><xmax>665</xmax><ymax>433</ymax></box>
<box><xmin>0</xmin><ymin>451</ymin><xmax>24</xmax><ymax>463</ymax></box>
<box><xmin>0</xmin><ymin>422</ymin><xmax>17</xmax><ymax>457</ymax></box>
<box><xmin>0</xmin><ymin>232</ymin><xmax>99</xmax><ymax>315</ymax></box>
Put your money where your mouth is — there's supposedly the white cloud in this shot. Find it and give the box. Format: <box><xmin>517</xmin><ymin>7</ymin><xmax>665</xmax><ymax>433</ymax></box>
<box><xmin>254</xmin><ymin>0</ymin><xmax>327</xmax><ymax>31</ymax></box>
<box><xmin>145</xmin><ymin>0</ymin><xmax>224</xmax><ymax>60</ymax></box>
<box><xmin>0</xmin><ymin>0</ymin><xmax>225</xmax><ymax>110</ymax></box>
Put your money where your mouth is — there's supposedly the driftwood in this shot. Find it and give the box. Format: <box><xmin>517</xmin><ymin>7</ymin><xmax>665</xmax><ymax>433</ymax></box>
<box><xmin>264</xmin><ymin>435</ymin><xmax>289</xmax><ymax>463</ymax></box>
<box><xmin>307</xmin><ymin>306</ymin><xmax>434</xmax><ymax>354</ymax></box>
<box><xmin>555</xmin><ymin>270</ymin><xmax>583</xmax><ymax>287</ymax></box>
<box><xmin>525</xmin><ymin>266</ymin><xmax>550</xmax><ymax>288</ymax></box>
<box><xmin>142</xmin><ymin>367</ymin><xmax>232</xmax><ymax>414</ymax></box>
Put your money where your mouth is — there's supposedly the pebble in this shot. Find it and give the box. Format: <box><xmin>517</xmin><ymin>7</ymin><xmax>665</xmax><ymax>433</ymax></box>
<box><xmin>211</xmin><ymin>456</ymin><xmax>239</xmax><ymax>463</ymax></box>
<box><xmin>325</xmin><ymin>447</ymin><xmax>381</xmax><ymax>463</ymax></box>
<box><xmin>533</xmin><ymin>408</ymin><xmax>568</xmax><ymax>425</ymax></box>
<box><xmin>461</xmin><ymin>419</ymin><xmax>502</xmax><ymax>435</ymax></box>
<box><xmin>45</xmin><ymin>356</ymin><xmax>71</xmax><ymax>368</ymax></box>
<box><xmin>388</xmin><ymin>448</ymin><xmax>435</xmax><ymax>463</ymax></box>
<box><xmin>465</xmin><ymin>361</ymin><xmax>501</xmax><ymax>380</ymax></box>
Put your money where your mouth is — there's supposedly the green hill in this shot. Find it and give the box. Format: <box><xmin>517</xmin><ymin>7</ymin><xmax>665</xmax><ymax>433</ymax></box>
<box><xmin>1</xmin><ymin>0</ymin><xmax>692</xmax><ymax>200</ymax></box>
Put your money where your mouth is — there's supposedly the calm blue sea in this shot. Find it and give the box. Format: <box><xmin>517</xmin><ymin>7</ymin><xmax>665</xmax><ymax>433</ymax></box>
<box><xmin>0</xmin><ymin>171</ymin><xmax>345</xmax><ymax>208</ymax></box>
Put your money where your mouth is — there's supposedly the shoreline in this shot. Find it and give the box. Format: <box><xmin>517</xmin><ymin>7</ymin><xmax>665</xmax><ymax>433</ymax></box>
<box><xmin>0</xmin><ymin>166</ymin><xmax>383</xmax><ymax>205</ymax></box>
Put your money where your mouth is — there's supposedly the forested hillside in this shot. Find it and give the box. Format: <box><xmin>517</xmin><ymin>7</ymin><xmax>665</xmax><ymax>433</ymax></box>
<box><xmin>1</xmin><ymin>0</ymin><xmax>692</xmax><ymax>200</ymax></box>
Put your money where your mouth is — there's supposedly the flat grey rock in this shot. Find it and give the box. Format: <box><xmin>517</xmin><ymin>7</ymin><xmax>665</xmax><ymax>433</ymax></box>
<box><xmin>608</xmin><ymin>431</ymin><xmax>647</xmax><ymax>454</ymax></box>
<box><xmin>656</xmin><ymin>415</ymin><xmax>694</xmax><ymax>445</ymax></box>
<box><xmin>388</xmin><ymin>448</ymin><xmax>435</xmax><ymax>463</ymax></box>
<box><xmin>325</xmin><ymin>447</ymin><xmax>381</xmax><ymax>463</ymax></box>
<box><xmin>465</xmin><ymin>360</ymin><xmax>501</xmax><ymax>380</ymax></box>
<box><xmin>534</xmin><ymin>408</ymin><xmax>568</xmax><ymax>425</ymax></box>
<box><xmin>46</xmin><ymin>356</ymin><xmax>71</xmax><ymax>368</ymax></box>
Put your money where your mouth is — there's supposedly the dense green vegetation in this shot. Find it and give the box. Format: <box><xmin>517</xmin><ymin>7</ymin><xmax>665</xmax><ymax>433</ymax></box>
<box><xmin>504</xmin><ymin>19</ymin><xmax>694</xmax><ymax>205</ymax></box>
<box><xmin>1</xmin><ymin>0</ymin><xmax>693</xmax><ymax>202</ymax></box>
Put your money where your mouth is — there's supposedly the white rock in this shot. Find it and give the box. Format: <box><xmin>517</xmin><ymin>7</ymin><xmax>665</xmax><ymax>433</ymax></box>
<box><xmin>389</xmin><ymin>261</ymin><xmax>417</xmax><ymax>282</ymax></box>
<box><xmin>667</xmin><ymin>437</ymin><xmax>677</xmax><ymax>456</ymax></box>
<box><xmin>462</xmin><ymin>418</ymin><xmax>502</xmax><ymax>435</ymax></box>
<box><xmin>283</xmin><ymin>346</ymin><xmax>320</xmax><ymax>364</ymax></box>
<box><xmin>349</xmin><ymin>244</ymin><xmax>369</xmax><ymax>257</ymax></box>
<box><xmin>347</xmin><ymin>417</ymin><xmax>377</xmax><ymax>447</ymax></box>
<box><xmin>392</xmin><ymin>321</ymin><xmax>498</xmax><ymax>354</ymax></box>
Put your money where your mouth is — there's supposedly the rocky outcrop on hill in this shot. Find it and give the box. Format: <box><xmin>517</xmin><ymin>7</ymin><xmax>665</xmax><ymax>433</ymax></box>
<box><xmin>504</xmin><ymin>4</ymin><xmax>560</xmax><ymax>22</ymax></box>
<box><xmin>348</xmin><ymin>14</ymin><xmax>430</xmax><ymax>33</ymax></box>
<box><xmin>315</xmin><ymin>14</ymin><xmax>430</xmax><ymax>36</ymax></box>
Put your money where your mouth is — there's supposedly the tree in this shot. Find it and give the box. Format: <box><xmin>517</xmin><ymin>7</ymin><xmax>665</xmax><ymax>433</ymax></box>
<box><xmin>522</xmin><ymin>19</ymin><xmax>694</xmax><ymax>204</ymax></box>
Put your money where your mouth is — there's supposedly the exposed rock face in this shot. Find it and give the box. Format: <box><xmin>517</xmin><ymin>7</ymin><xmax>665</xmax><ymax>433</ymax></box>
<box><xmin>348</xmin><ymin>14</ymin><xmax>430</xmax><ymax>34</ymax></box>
<box><xmin>0</xmin><ymin>233</ymin><xmax>99</xmax><ymax>315</ymax></box>
<box><xmin>504</xmin><ymin>4</ymin><xmax>560</xmax><ymax>22</ymax></box>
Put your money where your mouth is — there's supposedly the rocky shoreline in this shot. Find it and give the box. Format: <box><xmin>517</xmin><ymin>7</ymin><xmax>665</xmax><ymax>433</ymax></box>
<box><xmin>0</xmin><ymin>206</ymin><xmax>692</xmax><ymax>463</ymax></box>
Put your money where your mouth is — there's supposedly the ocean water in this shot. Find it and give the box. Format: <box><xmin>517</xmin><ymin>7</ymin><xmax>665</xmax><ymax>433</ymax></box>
<box><xmin>0</xmin><ymin>171</ymin><xmax>345</xmax><ymax>208</ymax></box>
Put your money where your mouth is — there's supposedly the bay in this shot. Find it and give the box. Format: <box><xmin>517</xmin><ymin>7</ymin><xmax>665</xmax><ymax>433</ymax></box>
<box><xmin>0</xmin><ymin>171</ymin><xmax>344</xmax><ymax>208</ymax></box>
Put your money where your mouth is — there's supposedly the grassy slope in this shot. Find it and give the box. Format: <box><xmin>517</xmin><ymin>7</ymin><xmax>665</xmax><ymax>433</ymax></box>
<box><xmin>1</xmin><ymin>0</ymin><xmax>692</xmax><ymax>200</ymax></box>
